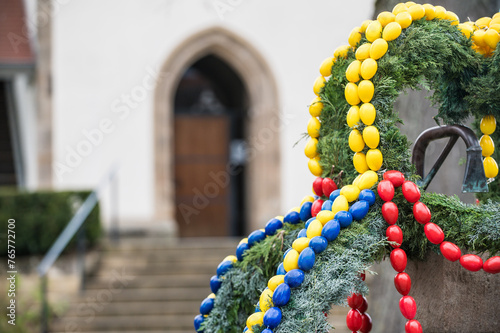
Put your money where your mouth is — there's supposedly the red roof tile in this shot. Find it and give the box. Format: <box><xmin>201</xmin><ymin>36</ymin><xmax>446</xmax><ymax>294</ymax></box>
<box><xmin>0</xmin><ymin>0</ymin><xmax>34</xmax><ymax>64</ymax></box>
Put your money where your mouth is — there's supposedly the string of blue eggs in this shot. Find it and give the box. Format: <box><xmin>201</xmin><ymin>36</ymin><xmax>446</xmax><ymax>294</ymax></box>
<box><xmin>243</xmin><ymin>188</ymin><xmax>376</xmax><ymax>333</ymax></box>
<box><xmin>194</xmin><ymin>209</ymin><xmax>310</xmax><ymax>332</ymax></box>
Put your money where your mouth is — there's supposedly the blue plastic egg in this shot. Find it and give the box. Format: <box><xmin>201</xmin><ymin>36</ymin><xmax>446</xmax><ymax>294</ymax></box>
<box><xmin>210</xmin><ymin>275</ymin><xmax>222</xmax><ymax>293</ymax></box>
<box><xmin>265</xmin><ymin>218</ymin><xmax>283</xmax><ymax>236</ymax></box>
<box><xmin>216</xmin><ymin>260</ymin><xmax>233</xmax><ymax>277</ymax></box>
<box><xmin>321</xmin><ymin>200</ymin><xmax>333</xmax><ymax>211</ymax></box>
<box><xmin>297</xmin><ymin>228</ymin><xmax>308</xmax><ymax>238</ymax></box>
<box><xmin>236</xmin><ymin>242</ymin><xmax>250</xmax><ymax>261</ymax></box>
<box><xmin>248</xmin><ymin>229</ymin><xmax>266</xmax><ymax>246</ymax></box>
<box><xmin>243</xmin><ymin>327</ymin><xmax>248</xmax><ymax>332</ymax></box>
<box><xmin>263</xmin><ymin>307</ymin><xmax>282</xmax><ymax>329</ymax></box>
<box><xmin>335</xmin><ymin>210</ymin><xmax>353</xmax><ymax>228</ymax></box>
<box><xmin>272</xmin><ymin>283</ymin><xmax>291</xmax><ymax>306</ymax></box>
<box><xmin>329</xmin><ymin>189</ymin><xmax>341</xmax><ymax>202</ymax></box>
<box><xmin>305</xmin><ymin>217</ymin><xmax>315</xmax><ymax>228</ymax></box>
<box><xmin>283</xmin><ymin>248</ymin><xmax>292</xmax><ymax>260</ymax></box>
<box><xmin>200</xmin><ymin>297</ymin><xmax>214</xmax><ymax>315</ymax></box>
<box><xmin>261</xmin><ymin>329</ymin><xmax>273</xmax><ymax>333</ymax></box>
<box><xmin>321</xmin><ymin>219</ymin><xmax>341</xmax><ymax>242</ymax></box>
<box><xmin>309</xmin><ymin>236</ymin><xmax>328</xmax><ymax>253</ymax></box>
<box><xmin>194</xmin><ymin>314</ymin><xmax>204</xmax><ymax>331</ymax></box>
<box><xmin>359</xmin><ymin>189</ymin><xmax>376</xmax><ymax>206</ymax></box>
<box><xmin>284</xmin><ymin>269</ymin><xmax>305</xmax><ymax>288</ymax></box>
<box><xmin>299</xmin><ymin>202</ymin><xmax>313</xmax><ymax>222</ymax></box>
<box><xmin>298</xmin><ymin>247</ymin><xmax>315</xmax><ymax>271</ymax></box>
<box><xmin>276</xmin><ymin>262</ymin><xmax>286</xmax><ymax>275</ymax></box>
<box><xmin>255</xmin><ymin>302</ymin><xmax>260</xmax><ymax>312</ymax></box>
<box><xmin>284</xmin><ymin>211</ymin><xmax>300</xmax><ymax>224</ymax></box>
<box><xmin>349</xmin><ymin>200</ymin><xmax>370</xmax><ymax>221</ymax></box>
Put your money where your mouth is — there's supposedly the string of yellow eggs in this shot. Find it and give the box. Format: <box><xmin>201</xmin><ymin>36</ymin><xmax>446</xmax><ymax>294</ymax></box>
<box><xmin>305</xmin><ymin>2</ymin><xmax>500</xmax><ymax>182</ymax></box>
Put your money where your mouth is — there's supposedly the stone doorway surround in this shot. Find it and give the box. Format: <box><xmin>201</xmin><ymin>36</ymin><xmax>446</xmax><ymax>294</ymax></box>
<box><xmin>153</xmin><ymin>27</ymin><xmax>281</xmax><ymax>235</ymax></box>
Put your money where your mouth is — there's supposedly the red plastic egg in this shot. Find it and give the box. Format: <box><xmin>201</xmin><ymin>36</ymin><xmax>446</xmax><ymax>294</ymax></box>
<box><xmin>311</xmin><ymin>199</ymin><xmax>324</xmax><ymax>217</ymax></box>
<box><xmin>412</xmin><ymin>201</ymin><xmax>431</xmax><ymax>224</ymax></box>
<box><xmin>390</xmin><ymin>248</ymin><xmax>407</xmax><ymax>272</ymax></box>
<box><xmin>347</xmin><ymin>293</ymin><xmax>364</xmax><ymax>309</ymax></box>
<box><xmin>402</xmin><ymin>181</ymin><xmax>421</xmax><ymax>203</ymax></box>
<box><xmin>440</xmin><ymin>241</ymin><xmax>461</xmax><ymax>262</ymax></box>
<box><xmin>313</xmin><ymin>177</ymin><xmax>324</xmax><ymax>196</ymax></box>
<box><xmin>359</xmin><ymin>271</ymin><xmax>366</xmax><ymax>281</ymax></box>
<box><xmin>381</xmin><ymin>201</ymin><xmax>399</xmax><ymax>225</ymax></box>
<box><xmin>394</xmin><ymin>272</ymin><xmax>411</xmax><ymax>296</ymax></box>
<box><xmin>460</xmin><ymin>254</ymin><xmax>483</xmax><ymax>272</ymax></box>
<box><xmin>346</xmin><ymin>308</ymin><xmax>362</xmax><ymax>331</ymax></box>
<box><xmin>483</xmin><ymin>256</ymin><xmax>500</xmax><ymax>274</ymax></box>
<box><xmin>386</xmin><ymin>225</ymin><xmax>403</xmax><ymax>247</ymax></box>
<box><xmin>360</xmin><ymin>313</ymin><xmax>372</xmax><ymax>333</ymax></box>
<box><xmin>399</xmin><ymin>295</ymin><xmax>417</xmax><ymax>320</ymax></box>
<box><xmin>383</xmin><ymin>170</ymin><xmax>405</xmax><ymax>187</ymax></box>
<box><xmin>322</xmin><ymin>177</ymin><xmax>337</xmax><ymax>198</ymax></box>
<box><xmin>377</xmin><ymin>180</ymin><xmax>395</xmax><ymax>202</ymax></box>
<box><xmin>405</xmin><ymin>319</ymin><xmax>423</xmax><ymax>333</ymax></box>
<box><xmin>358</xmin><ymin>296</ymin><xmax>368</xmax><ymax>313</ymax></box>
<box><xmin>424</xmin><ymin>222</ymin><xmax>445</xmax><ymax>244</ymax></box>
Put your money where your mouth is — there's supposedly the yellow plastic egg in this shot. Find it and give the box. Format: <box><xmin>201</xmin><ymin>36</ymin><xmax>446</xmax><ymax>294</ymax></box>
<box><xmin>480</xmin><ymin>135</ymin><xmax>495</xmax><ymax>157</ymax></box>
<box><xmin>332</xmin><ymin>195</ymin><xmax>349</xmax><ymax>215</ymax></box>
<box><xmin>363</xmin><ymin>126</ymin><xmax>380</xmax><ymax>148</ymax></box>
<box><xmin>259</xmin><ymin>288</ymin><xmax>274</xmax><ymax>311</ymax></box>
<box><xmin>370</xmin><ymin>38</ymin><xmax>389</xmax><ymax>60</ymax></box>
<box><xmin>352</xmin><ymin>174</ymin><xmax>363</xmax><ymax>187</ymax></box>
<box><xmin>346</xmin><ymin>60</ymin><xmax>362</xmax><ymax>82</ymax></box>
<box><xmin>366</xmin><ymin>148</ymin><xmax>383</xmax><ymax>171</ymax></box>
<box><xmin>445</xmin><ymin>11</ymin><xmax>459</xmax><ymax>25</ymax></box>
<box><xmin>458</xmin><ymin>23</ymin><xmax>474</xmax><ymax>38</ymax></box>
<box><xmin>320</xmin><ymin>57</ymin><xmax>334</xmax><ymax>77</ymax></box>
<box><xmin>283</xmin><ymin>249</ymin><xmax>300</xmax><ymax>271</ymax></box>
<box><xmin>307</xmin><ymin>117</ymin><xmax>321</xmax><ymax>138</ymax></box>
<box><xmin>360</xmin><ymin>20</ymin><xmax>372</xmax><ymax>33</ymax></box>
<box><xmin>313</xmin><ymin>76</ymin><xmax>326</xmax><ymax>96</ymax></box>
<box><xmin>473</xmin><ymin>29</ymin><xmax>487</xmax><ymax>47</ymax></box>
<box><xmin>396</xmin><ymin>11</ymin><xmax>413</xmax><ymax>29</ymax></box>
<box><xmin>377</xmin><ymin>11</ymin><xmax>396</xmax><ymax>27</ymax></box>
<box><xmin>223</xmin><ymin>255</ymin><xmax>238</xmax><ymax>263</ymax></box>
<box><xmin>359</xmin><ymin>102</ymin><xmax>377</xmax><ymax>125</ymax></box>
<box><xmin>309</xmin><ymin>96</ymin><xmax>323</xmax><ymax>117</ymax></box>
<box><xmin>476</xmin><ymin>17</ymin><xmax>492</xmax><ymax>29</ymax></box>
<box><xmin>316</xmin><ymin>210</ymin><xmax>335</xmax><ymax>225</ymax></box>
<box><xmin>304</xmin><ymin>137</ymin><xmax>319</xmax><ymax>158</ymax></box>
<box><xmin>353</xmin><ymin>152</ymin><xmax>369</xmax><ymax>173</ymax></box>
<box><xmin>348</xmin><ymin>26</ymin><xmax>362</xmax><ymax>47</ymax></box>
<box><xmin>276</xmin><ymin>215</ymin><xmax>284</xmax><ymax>222</ymax></box>
<box><xmin>357</xmin><ymin>170</ymin><xmax>379</xmax><ymax>189</ymax></box>
<box><xmin>361</xmin><ymin>58</ymin><xmax>378</xmax><ymax>80</ymax></box>
<box><xmin>340</xmin><ymin>184</ymin><xmax>361</xmax><ymax>202</ymax></box>
<box><xmin>423</xmin><ymin>4</ymin><xmax>436</xmax><ymax>20</ymax></box>
<box><xmin>383</xmin><ymin>22</ymin><xmax>402</xmax><ymax>41</ymax></box>
<box><xmin>349</xmin><ymin>129</ymin><xmax>365</xmax><ymax>152</ymax></box>
<box><xmin>480</xmin><ymin>115</ymin><xmax>496</xmax><ymax>134</ymax></box>
<box><xmin>405</xmin><ymin>1</ymin><xmax>416</xmax><ymax>6</ymax></box>
<box><xmin>366</xmin><ymin>20</ymin><xmax>383</xmax><ymax>42</ymax></box>
<box><xmin>392</xmin><ymin>3</ymin><xmax>408</xmax><ymax>15</ymax></box>
<box><xmin>247</xmin><ymin>311</ymin><xmax>264</xmax><ymax>329</ymax></box>
<box><xmin>484</xmin><ymin>29</ymin><xmax>500</xmax><ymax>49</ymax></box>
<box><xmin>355</xmin><ymin>43</ymin><xmax>372</xmax><ymax>61</ymax></box>
<box><xmin>292</xmin><ymin>237</ymin><xmax>311</xmax><ymax>253</ymax></box>
<box><xmin>208</xmin><ymin>293</ymin><xmax>216</xmax><ymax>299</ymax></box>
<box><xmin>268</xmin><ymin>275</ymin><xmax>285</xmax><ymax>291</ymax></box>
<box><xmin>490</xmin><ymin>17</ymin><xmax>500</xmax><ymax>26</ymax></box>
<box><xmin>289</xmin><ymin>207</ymin><xmax>300</xmax><ymax>213</ymax></box>
<box><xmin>358</xmin><ymin>80</ymin><xmax>375</xmax><ymax>103</ymax></box>
<box><xmin>434</xmin><ymin>6</ymin><xmax>447</xmax><ymax>20</ymax></box>
<box><xmin>239</xmin><ymin>237</ymin><xmax>248</xmax><ymax>245</ymax></box>
<box><xmin>300</xmin><ymin>195</ymin><xmax>315</xmax><ymax>205</ymax></box>
<box><xmin>306</xmin><ymin>220</ymin><xmax>323</xmax><ymax>238</ymax></box>
<box><xmin>489</xmin><ymin>23</ymin><xmax>500</xmax><ymax>32</ymax></box>
<box><xmin>334</xmin><ymin>45</ymin><xmax>351</xmax><ymax>59</ymax></box>
<box><xmin>345</xmin><ymin>82</ymin><xmax>361</xmax><ymax>105</ymax></box>
<box><xmin>308</xmin><ymin>156</ymin><xmax>323</xmax><ymax>177</ymax></box>
<box><xmin>408</xmin><ymin>4</ymin><xmax>425</xmax><ymax>20</ymax></box>
<box><xmin>484</xmin><ymin>156</ymin><xmax>499</xmax><ymax>178</ymax></box>
<box><xmin>347</xmin><ymin>106</ymin><xmax>361</xmax><ymax>128</ymax></box>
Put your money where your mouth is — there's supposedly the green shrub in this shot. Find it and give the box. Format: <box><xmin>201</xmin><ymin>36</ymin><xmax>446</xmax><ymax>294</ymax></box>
<box><xmin>0</xmin><ymin>189</ymin><xmax>101</xmax><ymax>256</ymax></box>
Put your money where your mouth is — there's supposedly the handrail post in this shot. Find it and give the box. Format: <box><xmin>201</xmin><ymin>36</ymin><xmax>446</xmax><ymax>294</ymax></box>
<box><xmin>77</xmin><ymin>224</ymin><xmax>86</xmax><ymax>293</ymax></box>
<box><xmin>40</xmin><ymin>275</ymin><xmax>48</xmax><ymax>333</ymax></box>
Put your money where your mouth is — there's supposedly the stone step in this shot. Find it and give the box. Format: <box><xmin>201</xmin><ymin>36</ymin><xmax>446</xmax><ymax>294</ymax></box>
<box><xmin>78</xmin><ymin>287</ymin><xmax>209</xmax><ymax>302</ymax></box>
<box><xmin>86</xmin><ymin>273</ymin><xmax>212</xmax><ymax>289</ymax></box>
<box><xmin>92</xmin><ymin>262</ymin><xmax>217</xmax><ymax>276</ymax></box>
<box><xmin>50</xmin><ymin>314</ymin><xmax>195</xmax><ymax>331</ymax></box>
<box><xmin>99</xmin><ymin>252</ymin><xmax>231</xmax><ymax>264</ymax></box>
<box><xmin>102</xmin><ymin>237</ymin><xmax>239</xmax><ymax>252</ymax></box>
<box><xmin>64</xmin><ymin>300</ymin><xmax>200</xmax><ymax>316</ymax></box>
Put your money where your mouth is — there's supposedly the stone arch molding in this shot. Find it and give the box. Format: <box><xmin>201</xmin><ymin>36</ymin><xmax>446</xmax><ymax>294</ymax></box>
<box><xmin>154</xmin><ymin>26</ymin><xmax>281</xmax><ymax>235</ymax></box>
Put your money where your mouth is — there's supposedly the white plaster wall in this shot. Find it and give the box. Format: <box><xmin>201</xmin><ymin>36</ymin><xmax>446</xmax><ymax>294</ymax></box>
<box><xmin>51</xmin><ymin>0</ymin><xmax>374</xmax><ymax>229</ymax></box>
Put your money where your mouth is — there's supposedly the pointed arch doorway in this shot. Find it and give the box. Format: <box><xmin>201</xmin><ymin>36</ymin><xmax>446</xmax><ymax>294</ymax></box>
<box><xmin>154</xmin><ymin>27</ymin><xmax>281</xmax><ymax>237</ymax></box>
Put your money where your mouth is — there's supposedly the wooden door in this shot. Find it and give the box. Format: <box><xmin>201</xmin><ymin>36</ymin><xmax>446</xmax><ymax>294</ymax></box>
<box><xmin>174</xmin><ymin>115</ymin><xmax>230</xmax><ymax>237</ymax></box>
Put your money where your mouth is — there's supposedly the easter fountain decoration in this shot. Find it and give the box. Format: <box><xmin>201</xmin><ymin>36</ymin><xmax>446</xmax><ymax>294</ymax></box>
<box><xmin>194</xmin><ymin>3</ymin><xmax>500</xmax><ymax>333</ymax></box>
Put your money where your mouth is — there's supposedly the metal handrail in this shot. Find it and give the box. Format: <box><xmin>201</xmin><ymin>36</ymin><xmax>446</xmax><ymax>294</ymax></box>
<box><xmin>38</xmin><ymin>164</ymin><xmax>120</xmax><ymax>333</ymax></box>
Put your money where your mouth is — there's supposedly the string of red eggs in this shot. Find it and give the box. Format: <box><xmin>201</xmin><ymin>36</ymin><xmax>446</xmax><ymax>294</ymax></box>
<box><xmin>378</xmin><ymin>170</ymin><xmax>500</xmax><ymax>333</ymax></box>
